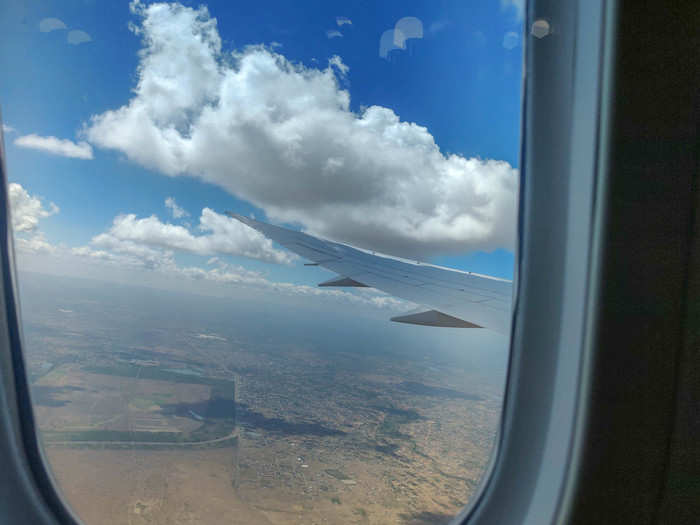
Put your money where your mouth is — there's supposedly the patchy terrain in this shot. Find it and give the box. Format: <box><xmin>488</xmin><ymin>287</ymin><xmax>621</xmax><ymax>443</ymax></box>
<box><xmin>21</xmin><ymin>274</ymin><xmax>506</xmax><ymax>524</ymax></box>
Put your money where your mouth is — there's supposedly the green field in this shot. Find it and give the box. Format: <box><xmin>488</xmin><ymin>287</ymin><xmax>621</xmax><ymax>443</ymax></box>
<box><xmin>42</xmin><ymin>366</ymin><xmax>237</xmax><ymax>446</ymax></box>
<box><xmin>83</xmin><ymin>364</ymin><xmax>234</xmax><ymax>389</ymax></box>
<box><xmin>42</xmin><ymin>429</ymin><xmax>184</xmax><ymax>443</ymax></box>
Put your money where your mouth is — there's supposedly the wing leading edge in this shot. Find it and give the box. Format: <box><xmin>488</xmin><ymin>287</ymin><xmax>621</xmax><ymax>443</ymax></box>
<box><xmin>228</xmin><ymin>213</ymin><xmax>512</xmax><ymax>334</ymax></box>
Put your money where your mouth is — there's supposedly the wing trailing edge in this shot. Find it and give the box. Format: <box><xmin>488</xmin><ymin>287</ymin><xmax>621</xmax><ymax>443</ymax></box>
<box><xmin>227</xmin><ymin>212</ymin><xmax>512</xmax><ymax>334</ymax></box>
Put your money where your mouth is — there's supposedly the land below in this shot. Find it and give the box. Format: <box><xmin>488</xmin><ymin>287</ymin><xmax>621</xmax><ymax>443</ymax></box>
<box><xmin>21</xmin><ymin>273</ymin><xmax>505</xmax><ymax>525</ymax></box>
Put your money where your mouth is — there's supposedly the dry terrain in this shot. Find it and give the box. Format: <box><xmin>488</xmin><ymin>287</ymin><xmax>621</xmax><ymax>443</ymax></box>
<box><xmin>20</xmin><ymin>275</ymin><xmax>505</xmax><ymax>525</ymax></box>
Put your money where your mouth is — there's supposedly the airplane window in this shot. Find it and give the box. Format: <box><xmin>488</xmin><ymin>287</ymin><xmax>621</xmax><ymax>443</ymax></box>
<box><xmin>2</xmin><ymin>1</ymin><xmax>522</xmax><ymax>524</ymax></box>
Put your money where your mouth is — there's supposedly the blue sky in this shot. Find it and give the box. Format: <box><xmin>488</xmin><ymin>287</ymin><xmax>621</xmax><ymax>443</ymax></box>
<box><xmin>1</xmin><ymin>0</ymin><xmax>522</xmax><ymax>313</ymax></box>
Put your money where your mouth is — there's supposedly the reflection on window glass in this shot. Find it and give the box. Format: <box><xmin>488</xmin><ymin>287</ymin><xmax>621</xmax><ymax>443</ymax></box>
<box><xmin>2</xmin><ymin>0</ymin><xmax>522</xmax><ymax>523</ymax></box>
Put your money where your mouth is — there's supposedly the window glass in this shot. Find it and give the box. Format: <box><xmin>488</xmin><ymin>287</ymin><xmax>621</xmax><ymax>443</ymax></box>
<box><xmin>1</xmin><ymin>1</ymin><xmax>522</xmax><ymax>523</ymax></box>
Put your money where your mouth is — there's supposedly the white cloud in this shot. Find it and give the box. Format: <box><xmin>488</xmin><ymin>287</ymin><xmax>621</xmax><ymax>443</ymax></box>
<box><xmin>165</xmin><ymin>196</ymin><xmax>189</xmax><ymax>218</ymax></box>
<box><xmin>8</xmin><ymin>183</ymin><xmax>59</xmax><ymax>256</ymax></box>
<box><xmin>8</xmin><ymin>185</ymin><xmax>411</xmax><ymax>311</ymax></box>
<box><xmin>92</xmin><ymin>208</ymin><xmax>293</xmax><ymax>265</ymax></box>
<box><xmin>14</xmin><ymin>134</ymin><xmax>93</xmax><ymax>159</ymax></box>
<box><xmin>66</xmin><ymin>238</ymin><xmax>410</xmax><ymax>310</ymax></box>
<box><xmin>327</xmin><ymin>55</ymin><xmax>349</xmax><ymax>76</ymax></box>
<box><xmin>67</xmin><ymin>30</ymin><xmax>92</xmax><ymax>45</ymax></box>
<box><xmin>336</xmin><ymin>17</ymin><xmax>352</xmax><ymax>27</ymax></box>
<box><xmin>174</xmin><ymin>259</ymin><xmax>410</xmax><ymax>310</ymax></box>
<box><xmin>326</xmin><ymin>29</ymin><xmax>342</xmax><ymax>39</ymax></box>
<box><xmin>8</xmin><ymin>183</ymin><xmax>59</xmax><ymax>233</ymax></box>
<box><xmin>502</xmin><ymin>31</ymin><xmax>519</xmax><ymax>50</ymax></box>
<box><xmin>39</xmin><ymin>18</ymin><xmax>67</xmax><ymax>33</ymax></box>
<box><xmin>85</xmin><ymin>2</ymin><xmax>518</xmax><ymax>259</ymax></box>
<box><xmin>15</xmin><ymin>232</ymin><xmax>57</xmax><ymax>255</ymax></box>
<box><xmin>2</xmin><ymin>124</ymin><xmax>15</xmax><ymax>134</ymax></box>
<box><xmin>63</xmin><ymin>232</ymin><xmax>409</xmax><ymax>311</ymax></box>
<box><xmin>70</xmin><ymin>244</ymin><xmax>159</xmax><ymax>268</ymax></box>
<box><xmin>81</xmin><ymin>234</ymin><xmax>176</xmax><ymax>270</ymax></box>
<box><xmin>501</xmin><ymin>0</ymin><xmax>525</xmax><ymax>21</ymax></box>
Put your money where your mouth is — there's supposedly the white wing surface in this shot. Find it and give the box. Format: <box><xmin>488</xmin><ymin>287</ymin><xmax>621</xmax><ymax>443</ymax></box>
<box><xmin>228</xmin><ymin>213</ymin><xmax>513</xmax><ymax>334</ymax></box>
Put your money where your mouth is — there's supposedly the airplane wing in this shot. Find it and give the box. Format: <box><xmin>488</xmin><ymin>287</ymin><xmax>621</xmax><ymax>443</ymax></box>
<box><xmin>228</xmin><ymin>213</ymin><xmax>513</xmax><ymax>334</ymax></box>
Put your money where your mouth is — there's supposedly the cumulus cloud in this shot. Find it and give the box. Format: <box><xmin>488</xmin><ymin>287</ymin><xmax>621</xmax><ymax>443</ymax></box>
<box><xmin>69</xmin><ymin>226</ymin><xmax>408</xmax><ymax>310</ymax></box>
<box><xmin>174</xmin><ymin>261</ymin><xmax>410</xmax><ymax>310</ymax></box>
<box><xmin>2</xmin><ymin>124</ymin><xmax>15</xmax><ymax>134</ymax></box>
<box><xmin>92</xmin><ymin>208</ymin><xmax>293</xmax><ymax>265</ymax></box>
<box><xmin>68</xmin><ymin>237</ymin><xmax>409</xmax><ymax>310</ymax></box>
<box><xmin>165</xmin><ymin>196</ymin><xmax>189</xmax><ymax>218</ymax></box>
<box><xmin>326</xmin><ymin>29</ymin><xmax>342</xmax><ymax>39</ymax></box>
<box><xmin>67</xmin><ymin>29</ymin><xmax>92</xmax><ymax>45</ymax></box>
<box><xmin>328</xmin><ymin>55</ymin><xmax>349</xmax><ymax>76</ymax></box>
<box><xmin>15</xmin><ymin>232</ymin><xmax>57</xmax><ymax>254</ymax></box>
<box><xmin>8</xmin><ymin>183</ymin><xmax>59</xmax><ymax>256</ymax></box>
<box><xmin>39</xmin><ymin>18</ymin><xmax>67</xmax><ymax>32</ymax></box>
<box><xmin>85</xmin><ymin>2</ymin><xmax>517</xmax><ymax>259</ymax></box>
<box><xmin>8</xmin><ymin>183</ymin><xmax>59</xmax><ymax>233</ymax></box>
<box><xmin>8</xmin><ymin>184</ymin><xmax>409</xmax><ymax>311</ymax></box>
<box><xmin>336</xmin><ymin>17</ymin><xmax>352</xmax><ymax>27</ymax></box>
<box><xmin>14</xmin><ymin>134</ymin><xmax>93</xmax><ymax>159</ymax></box>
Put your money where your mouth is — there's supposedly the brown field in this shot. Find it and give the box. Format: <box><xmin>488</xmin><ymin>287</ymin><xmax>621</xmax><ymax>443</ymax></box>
<box><xmin>47</xmin><ymin>448</ymin><xmax>269</xmax><ymax>525</ymax></box>
<box><xmin>33</xmin><ymin>366</ymin><xmax>209</xmax><ymax>434</ymax></box>
<box><xmin>46</xmin><ymin>442</ymin><xmax>472</xmax><ymax>525</ymax></box>
<box><xmin>34</xmin><ymin>354</ymin><xmax>498</xmax><ymax>524</ymax></box>
<box><xmin>24</xmin><ymin>295</ymin><xmax>503</xmax><ymax>525</ymax></box>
